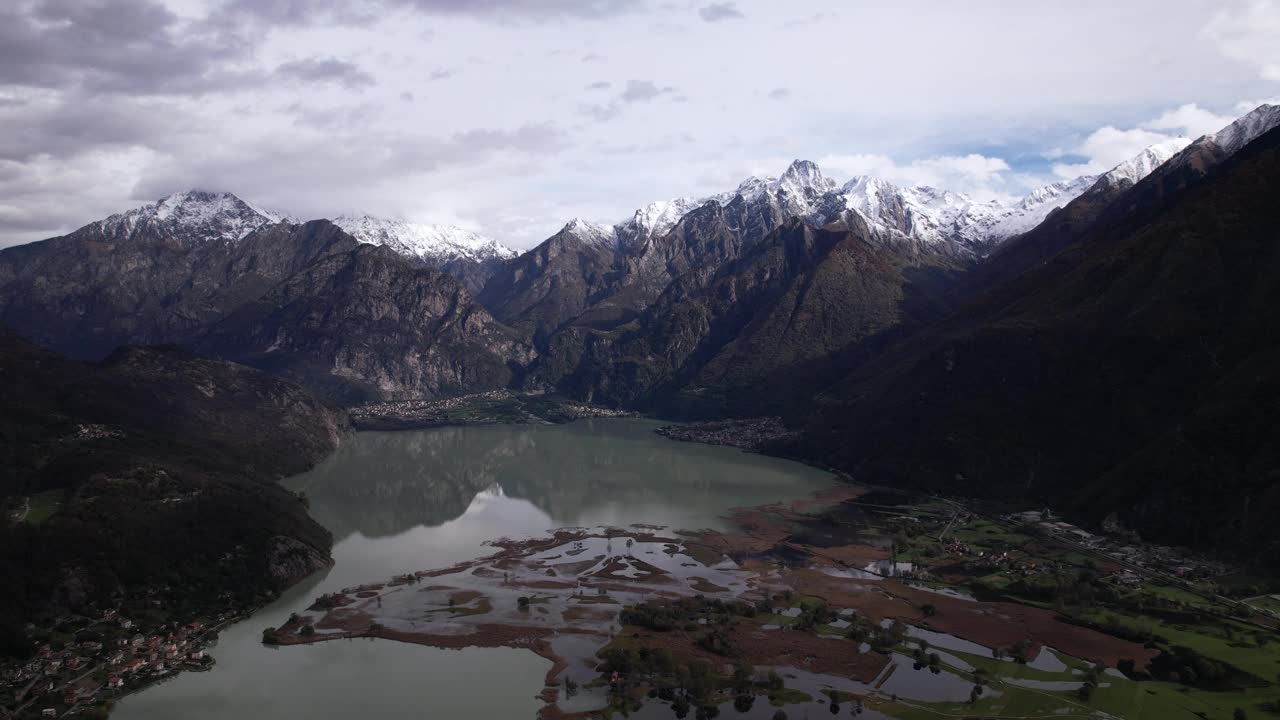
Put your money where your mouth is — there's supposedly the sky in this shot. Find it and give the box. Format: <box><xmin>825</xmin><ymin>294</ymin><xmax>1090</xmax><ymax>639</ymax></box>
<box><xmin>1</xmin><ymin>0</ymin><xmax>1278</xmax><ymax>249</ymax></box>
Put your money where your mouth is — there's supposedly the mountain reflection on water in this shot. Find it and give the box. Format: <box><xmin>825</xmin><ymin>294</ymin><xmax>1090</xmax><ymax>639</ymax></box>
<box><xmin>286</xmin><ymin>418</ymin><xmax>835</xmax><ymax>541</ymax></box>
<box><xmin>113</xmin><ymin>419</ymin><xmax>834</xmax><ymax>720</ymax></box>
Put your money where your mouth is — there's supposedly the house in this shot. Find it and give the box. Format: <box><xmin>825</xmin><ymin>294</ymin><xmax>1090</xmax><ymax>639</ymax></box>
<box><xmin>125</xmin><ymin>659</ymin><xmax>147</xmax><ymax>674</ymax></box>
<box><xmin>1068</xmin><ymin>528</ymin><xmax>1096</xmax><ymax>543</ymax></box>
<box><xmin>108</xmin><ymin>676</ymin><xmax>124</xmax><ymax>689</ymax></box>
<box><xmin>119</xmin><ymin>618</ymin><xmax>134</xmax><ymax>629</ymax></box>
<box><xmin>190</xmin><ymin>650</ymin><xmax>205</xmax><ymax>660</ymax></box>
<box><xmin>41</xmin><ymin>709</ymin><xmax>57</xmax><ymax>718</ymax></box>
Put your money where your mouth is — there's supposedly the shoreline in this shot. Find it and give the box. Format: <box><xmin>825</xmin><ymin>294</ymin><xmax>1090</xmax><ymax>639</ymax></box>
<box><xmin>263</xmin><ymin>482</ymin><xmax>1158</xmax><ymax>719</ymax></box>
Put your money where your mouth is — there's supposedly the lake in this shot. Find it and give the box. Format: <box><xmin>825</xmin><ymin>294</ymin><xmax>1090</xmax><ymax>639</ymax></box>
<box><xmin>111</xmin><ymin>418</ymin><xmax>835</xmax><ymax>719</ymax></box>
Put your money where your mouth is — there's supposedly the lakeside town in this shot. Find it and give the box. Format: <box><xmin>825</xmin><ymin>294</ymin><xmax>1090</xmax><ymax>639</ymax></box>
<box><xmin>347</xmin><ymin>389</ymin><xmax>634</xmax><ymax>430</ymax></box>
<box><xmin>0</xmin><ymin>609</ymin><xmax>230</xmax><ymax>719</ymax></box>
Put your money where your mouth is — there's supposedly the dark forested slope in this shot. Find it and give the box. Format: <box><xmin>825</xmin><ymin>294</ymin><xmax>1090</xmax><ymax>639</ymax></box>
<box><xmin>793</xmin><ymin>126</ymin><xmax>1280</xmax><ymax>563</ymax></box>
<box><xmin>0</xmin><ymin>329</ymin><xmax>349</xmax><ymax>656</ymax></box>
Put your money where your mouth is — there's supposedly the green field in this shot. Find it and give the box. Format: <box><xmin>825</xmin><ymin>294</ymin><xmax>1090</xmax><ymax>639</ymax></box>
<box><xmin>1246</xmin><ymin>595</ymin><xmax>1280</xmax><ymax>616</ymax></box>
<box><xmin>22</xmin><ymin>490</ymin><xmax>62</xmax><ymax>525</ymax></box>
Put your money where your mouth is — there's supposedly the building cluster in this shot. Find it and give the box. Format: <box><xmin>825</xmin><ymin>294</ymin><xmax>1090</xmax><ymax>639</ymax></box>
<box><xmin>348</xmin><ymin>389</ymin><xmax>513</xmax><ymax>424</ymax></box>
<box><xmin>1</xmin><ymin>610</ymin><xmax>218</xmax><ymax>719</ymax></box>
<box><xmin>1008</xmin><ymin>507</ymin><xmax>1228</xmax><ymax>582</ymax></box>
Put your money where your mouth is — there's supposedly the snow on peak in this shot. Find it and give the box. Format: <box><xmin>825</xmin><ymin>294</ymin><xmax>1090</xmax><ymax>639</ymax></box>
<box><xmin>778</xmin><ymin>159</ymin><xmax>836</xmax><ymax>196</ymax></box>
<box><xmin>1099</xmin><ymin>139</ymin><xmax>1189</xmax><ymax>187</ymax></box>
<box><xmin>1210</xmin><ymin>103</ymin><xmax>1280</xmax><ymax>157</ymax></box>
<box><xmin>332</xmin><ymin>214</ymin><xmax>517</xmax><ymax>264</ymax></box>
<box><xmin>619</xmin><ymin>197</ymin><xmax>706</xmax><ymax>243</ymax></box>
<box><xmin>560</xmin><ymin>217</ymin><xmax>618</xmax><ymax>247</ymax></box>
<box><xmin>96</xmin><ymin>190</ymin><xmax>286</xmax><ymax>244</ymax></box>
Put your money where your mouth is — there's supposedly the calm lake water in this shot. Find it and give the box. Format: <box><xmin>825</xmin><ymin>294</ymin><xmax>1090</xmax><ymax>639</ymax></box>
<box><xmin>112</xmin><ymin>418</ymin><xmax>835</xmax><ymax>720</ymax></box>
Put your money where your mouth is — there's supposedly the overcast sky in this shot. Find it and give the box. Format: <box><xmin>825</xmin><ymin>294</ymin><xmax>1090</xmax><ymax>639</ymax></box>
<box><xmin>1</xmin><ymin>0</ymin><xmax>1278</xmax><ymax>249</ymax></box>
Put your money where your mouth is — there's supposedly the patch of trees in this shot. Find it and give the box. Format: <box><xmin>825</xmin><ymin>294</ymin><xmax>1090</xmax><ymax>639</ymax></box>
<box><xmin>1148</xmin><ymin>646</ymin><xmax>1243</xmax><ymax>689</ymax></box>
<box><xmin>619</xmin><ymin>596</ymin><xmax>756</xmax><ymax>632</ymax></box>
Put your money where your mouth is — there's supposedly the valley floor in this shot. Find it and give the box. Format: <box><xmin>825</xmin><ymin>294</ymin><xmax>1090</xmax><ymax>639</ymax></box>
<box><xmin>264</xmin><ymin>475</ymin><xmax>1280</xmax><ymax>720</ymax></box>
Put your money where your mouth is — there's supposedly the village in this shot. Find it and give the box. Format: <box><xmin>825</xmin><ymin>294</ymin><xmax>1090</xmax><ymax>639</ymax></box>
<box><xmin>347</xmin><ymin>389</ymin><xmax>634</xmax><ymax>430</ymax></box>
<box><xmin>1003</xmin><ymin>508</ymin><xmax>1232</xmax><ymax>585</ymax></box>
<box><xmin>0</xmin><ymin>609</ymin><xmax>227</xmax><ymax>719</ymax></box>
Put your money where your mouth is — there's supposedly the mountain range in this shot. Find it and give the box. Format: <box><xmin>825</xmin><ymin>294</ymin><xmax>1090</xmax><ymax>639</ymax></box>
<box><xmin>2</xmin><ymin>103</ymin><xmax>1278</xmax><ymax>564</ymax></box>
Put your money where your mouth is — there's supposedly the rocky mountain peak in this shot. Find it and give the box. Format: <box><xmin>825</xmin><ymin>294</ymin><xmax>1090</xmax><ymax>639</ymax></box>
<box><xmin>331</xmin><ymin>214</ymin><xmax>517</xmax><ymax>264</ymax></box>
<box><xmin>1098</xmin><ymin>139</ymin><xmax>1190</xmax><ymax>188</ymax></box>
<box><xmin>777</xmin><ymin>159</ymin><xmax>836</xmax><ymax>196</ymax></box>
<box><xmin>559</xmin><ymin>217</ymin><xmax>618</xmax><ymax>247</ymax></box>
<box><xmin>1210</xmin><ymin>103</ymin><xmax>1280</xmax><ymax>157</ymax></box>
<box><xmin>95</xmin><ymin>189</ymin><xmax>287</xmax><ymax>245</ymax></box>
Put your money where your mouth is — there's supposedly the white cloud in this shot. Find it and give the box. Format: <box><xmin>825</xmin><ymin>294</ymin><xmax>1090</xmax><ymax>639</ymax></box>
<box><xmin>1205</xmin><ymin>0</ymin><xmax>1280</xmax><ymax>81</ymax></box>
<box><xmin>1141</xmin><ymin>103</ymin><xmax>1235</xmax><ymax>138</ymax></box>
<box><xmin>1051</xmin><ymin>126</ymin><xmax>1186</xmax><ymax>178</ymax></box>
<box><xmin>817</xmin><ymin>152</ymin><xmax>1015</xmax><ymax>200</ymax></box>
<box><xmin>2</xmin><ymin>1</ymin><xmax>1279</xmax><ymax>249</ymax></box>
<box><xmin>1236</xmin><ymin>97</ymin><xmax>1280</xmax><ymax>114</ymax></box>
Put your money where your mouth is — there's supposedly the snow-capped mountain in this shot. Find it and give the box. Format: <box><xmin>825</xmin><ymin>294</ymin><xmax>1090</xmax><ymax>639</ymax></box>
<box><xmin>1093</xmin><ymin>139</ymin><xmax>1190</xmax><ymax>189</ymax></box>
<box><xmin>94</xmin><ymin>190</ymin><xmax>287</xmax><ymax>245</ymax></box>
<box><xmin>558</xmin><ymin>217</ymin><xmax>619</xmax><ymax>247</ymax></box>
<box><xmin>1209</xmin><ymin>103</ymin><xmax>1280</xmax><ymax>156</ymax></box>
<box><xmin>331</xmin><ymin>214</ymin><xmax>517</xmax><ymax>265</ymax></box>
<box><xmin>573</xmin><ymin>150</ymin><xmax>1163</xmax><ymax>258</ymax></box>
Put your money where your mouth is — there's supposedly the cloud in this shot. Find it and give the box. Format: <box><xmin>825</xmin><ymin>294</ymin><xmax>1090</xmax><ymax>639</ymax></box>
<box><xmin>1235</xmin><ymin>97</ymin><xmax>1280</xmax><ymax>114</ymax></box>
<box><xmin>283</xmin><ymin>102</ymin><xmax>383</xmax><ymax>130</ymax></box>
<box><xmin>581</xmin><ymin>79</ymin><xmax>678</xmax><ymax>121</ymax></box>
<box><xmin>1042</xmin><ymin>101</ymin><xmax>1243</xmax><ymax>179</ymax></box>
<box><xmin>275</xmin><ymin>58</ymin><xmax>376</xmax><ymax>89</ymax></box>
<box><xmin>1140</xmin><ymin>103</ymin><xmax>1235</xmax><ymax>138</ymax></box>
<box><xmin>1049</xmin><ymin>126</ymin><xmax>1185</xmax><ymax>178</ymax></box>
<box><xmin>129</xmin><ymin>121</ymin><xmax>574</xmax><ymax>216</ymax></box>
<box><xmin>816</xmin><ymin>152</ymin><xmax>1014</xmax><ymax>199</ymax></box>
<box><xmin>0</xmin><ymin>91</ymin><xmax>195</xmax><ymax>162</ymax></box>
<box><xmin>219</xmin><ymin>0</ymin><xmax>645</xmax><ymax>25</ymax></box>
<box><xmin>619</xmin><ymin>79</ymin><xmax>676</xmax><ymax>102</ymax></box>
<box><xmin>0</xmin><ymin>0</ymin><xmax>258</xmax><ymax>96</ymax></box>
<box><xmin>2</xmin><ymin>1</ymin><xmax>1277</xmax><ymax>251</ymax></box>
<box><xmin>1205</xmin><ymin>0</ymin><xmax>1280</xmax><ymax>81</ymax></box>
<box><xmin>426</xmin><ymin>69</ymin><xmax>453</xmax><ymax>81</ymax></box>
<box><xmin>698</xmin><ymin>3</ymin><xmax>743</xmax><ymax>22</ymax></box>
<box><xmin>780</xmin><ymin>12</ymin><xmax>828</xmax><ymax>30</ymax></box>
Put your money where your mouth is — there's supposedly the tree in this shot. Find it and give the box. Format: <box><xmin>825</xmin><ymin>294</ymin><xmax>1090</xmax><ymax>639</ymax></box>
<box><xmin>922</xmin><ymin>603</ymin><xmax>937</xmax><ymax>617</ymax></box>
<box><xmin>772</xmin><ymin>711</ymin><xmax>788</xmax><ymax>720</ymax></box>
<box><xmin>767</xmin><ymin>669</ymin><xmax>784</xmax><ymax>690</ymax></box>
<box><xmin>517</xmin><ymin>596</ymin><xmax>530</xmax><ymax>610</ymax></box>
<box><xmin>1077</xmin><ymin>682</ymin><xmax>1093</xmax><ymax>701</ymax></box>
<box><xmin>1234</xmin><ymin>709</ymin><xmax>1248</xmax><ymax>720</ymax></box>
